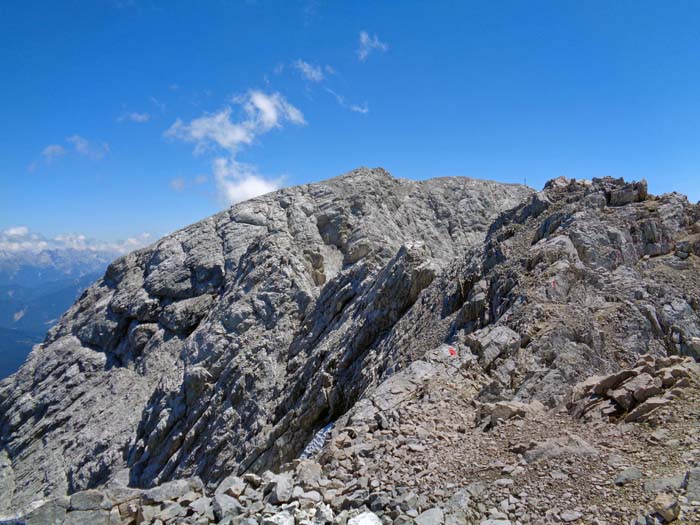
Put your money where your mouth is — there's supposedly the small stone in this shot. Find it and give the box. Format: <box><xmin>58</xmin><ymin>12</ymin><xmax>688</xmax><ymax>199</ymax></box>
<box><xmin>189</xmin><ymin>496</ymin><xmax>214</xmax><ymax>519</ymax></box>
<box><xmin>217</xmin><ymin>474</ymin><xmax>247</xmax><ymax>497</ymax></box>
<box><xmin>262</xmin><ymin>510</ymin><xmax>295</xmax><ymax>525</ymax></box>
<box><xmin>143</xmin><ymin>479</ymin><xmax>191</xmax><ymax>503</ymax></box>
<box><xmin>70</xmin><ymin>489</ymin><xmax>106</xmax><ymax>511</ymax></box>
<box><xmin>494</xmin><ymin>478</ymin><xmax>513</xmax><ymax>487</ymax></box>
<box><xmin>685</xmin><ymin>468</ymin><xmax>700</xmax><ymax>503</ymax></box>
<box><xmin>63</xmin><ymin>510</ymin><xmax>111</xmax><ymax>525</ymax></box>
<box><xmin>243</xmin><ymin>473</ymin><xmax>263</xmax><ymax>488</ymax></box>
<box><xmin>269</xmin><ymin>472</ymin><xmax>294</xmax><ymax>504</ymax></box>
<box><xmin>652</xmin><ymin>493</ymin><xmax>680</xmax><ymax>522</ymax></box>
<box><xmin>643</xmin><ymin>474</ymin><xmax>685</xmax><ymax>493</ymax></box>
<box><xmin>614</xmin><ymin>467</ymin><xmax>643</xmax><ymax>486</ymax></box>
<box><xmin>158</xmin><ymin>502</ymin><xmax>186</xmax><ymax>521</ymax></box>
<box><xmin>347</xmin><ymin>511</ymin><xmax>383</xmax><ymax>525</ymax></box>
<box><xmin>212</xmin><ymin>492</ymin><xmax>243</xmax><ymax>520</ymax></box>
<box><xmin>301</xmin><ymin>490</ymin><xmax>323</xmax><ymax>503</ymax></box>
<box><xmin>415</xmin><ymin>507</ymin><xmax>445</xmax><ymax>525</ymax></box>
<box><xmin>561</xmin><ymin>510</ymin><xmax>583</xmax><ymax>522</ymax></box>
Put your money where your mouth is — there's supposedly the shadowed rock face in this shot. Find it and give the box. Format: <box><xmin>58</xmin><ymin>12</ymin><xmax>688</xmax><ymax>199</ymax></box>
<box><xmin>0</xmin><ymin>167</ymin><xmax>531</xmax><ymax>512</ymax></box>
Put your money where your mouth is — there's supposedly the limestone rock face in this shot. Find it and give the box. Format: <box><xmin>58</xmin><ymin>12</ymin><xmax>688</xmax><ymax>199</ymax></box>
<box><xmin>0</xmin><ymin>167</ymin><xmax>530</xmax><ymax>512</ymax></box>
<box><xmin>3</xmin><ymin>168</ymin><xmax>700</xmax><ymax>523</ymax></box>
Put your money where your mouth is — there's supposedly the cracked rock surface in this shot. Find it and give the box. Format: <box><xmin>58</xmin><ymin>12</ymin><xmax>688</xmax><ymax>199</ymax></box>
<box><xmin>0</xmin><ymin>167</ymin><xmax>529</xmax><ymax>513</ymax></box>
<box><xmin>2</xmin><ymin>169</ymin><xmax>700</xmax><ymax>524</ymax></box>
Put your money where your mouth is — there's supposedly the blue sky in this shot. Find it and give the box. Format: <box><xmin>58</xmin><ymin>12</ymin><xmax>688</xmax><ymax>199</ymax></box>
<box><xmin>2</xmin><ymin>1</ymin><xmax>700</xmax><ymax>246</ymax></box>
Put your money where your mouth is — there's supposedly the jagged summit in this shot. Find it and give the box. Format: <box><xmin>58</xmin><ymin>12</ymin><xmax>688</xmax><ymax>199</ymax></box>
<box><xmin>2</xmin><ymin>170</ymin><xmax>700</xmax><ymax>524</ymax></box>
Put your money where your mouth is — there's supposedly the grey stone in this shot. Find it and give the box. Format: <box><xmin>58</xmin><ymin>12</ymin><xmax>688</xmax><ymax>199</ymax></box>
<box><xmin>143</xmin><ymin>479</ymin><xmax>191</xmax><ymax>503</ymax></box>
<box><xmin>415</xmin><ymin>507</ymin><xmax>445</xmax><ymax>525</ymax></box>
<box><xmin>685</xmin><ymin>468</ymin><xmax>700</xmax><ymax>503</ymax></box>
<box><xmin>23</xmin><ymin>499</ymin><xmax>68</xmax><ymax>525</ymax></box>
<box><xmin>189</xmin><ymin>496</ymin><xmax>214</xmax><ymax>519</ymax></box>
<box><xmin>63</xmin><ymin>509</ymin><xmax>111</xmax><ymax>525</ymax></box>
<box><xmin>348</xmin><ymin>512</ymin><xmax>383</xmax><ymax>525</ymax></box>
<box><xmin>614</xmin><ymin>467</ymin><xmax>643</xmax><ymax>486</ymax></box>
<box><xmin>263</xmin><ymin>511</ymin><xmax>295</xmax><ymax>525</ymax></box>
<box><xmin>643</xmin><ymin>474</ymin><xmax>686</xmax><ymax>493</ymax></box>
<box><xmin>561</xmin><ymin>510</ymin><xmax>583</xmax><ymax>522</ymax></box>
<box><xmin>524</xmin><ymin>435</ymin><xmax>598</xmax><ymax>463</ymax></box>
<box><xmin>70</xmin><ymin>489</ymin><xmax>107</xmax><ymax>510</ymax></box>
<box><xmin>213</xmin><ymin>492</ymin><xmax>243</xmax><ymax>520</ymax></box>
<box><xmin>216</xmin><ymin>474</ymin><xmax>247</xmax><ymax>498</ymax></box>
<box><xmin>268</xmin><ymin>472</ymin><xmax>294</xmax><ymax>504</ymax></box>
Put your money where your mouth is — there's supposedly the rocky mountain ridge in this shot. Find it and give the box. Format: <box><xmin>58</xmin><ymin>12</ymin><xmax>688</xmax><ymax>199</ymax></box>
<box><xmin>1</xmin><ymin>168</ymin><xmax>700</xmax><ymax>525</ymax></box>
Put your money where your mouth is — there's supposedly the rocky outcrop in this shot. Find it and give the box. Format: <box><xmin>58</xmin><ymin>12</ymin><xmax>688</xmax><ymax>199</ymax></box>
<box><xmin>0</xmin><ymin>168</ymin><xmax>530</xmax><ymax>513</ymax></box>
<box><xmin>568</xmin><ymin>354</ymin><xmax>699</xmax><ymax>422</ymax></box>
<box><xmin>2</xmin><ymin>169</ymin><xmax>700</xmax><ymax>524</ymax></box>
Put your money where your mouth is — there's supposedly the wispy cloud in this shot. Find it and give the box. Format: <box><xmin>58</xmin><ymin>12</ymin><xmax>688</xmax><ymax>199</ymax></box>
<box><xmin>41</xmin><ymin>144</ymin><xmax>66</xmax><ymax>164</ymax></box>
<box><xmin>293</xmin><ymin>59</ymin><xmax>325</xmax><ymax>82</ymax></box>
<box><xmin>325</xmin><ymin>88</ymin><xmax>369</xmax><ymax>114</ymax></box>
<box><xmin>67</xmin><ymin>135</ymin><xmax>110</xmax><ymax>160</ymax></box>
<box><xmin>170</xmin><ymin>177</ymin><xmax>186</xmax><ymax>192</ymax></box>
<box><xmin>166</xmin><ymin>90</ymin><xmax>305</xmax><ymax>204</ymax></box>
<box><xmin>302</xmin><ymin>0</ymin><xmax>320</xmax><ymax>26</ymax></box>
<box><xmin>118</xmin><ymin>111</ymin><xmax>150</xmax><ymax>123</ymax></box>
<box><xmin>0</xmin><ymin>226</ymin><xmax>152</xmax><ymax>255</ymax></box>
<box><xmin>28</xmin><ymin>135</ymin><xmax>108</xmax><ymax>172</ymax></box>
<box><xmin>357</xmin><ymin>30</ymin><xmax>388</xmax><ymax>61</ymax></box>
<box><xmin>150</xmin><ymin>96</ymin><xmax>166</xmax><ymax>112</ymax></box>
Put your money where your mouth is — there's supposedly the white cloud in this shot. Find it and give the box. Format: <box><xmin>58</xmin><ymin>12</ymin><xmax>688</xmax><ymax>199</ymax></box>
<box><xmin>325</xmin><ymin>88</ymin><xmax>369</xmax><ymax>114</ymax></box>
<box><xmin>213</xmin><ymin>158</ymin><xmax>280</xmax><ymax>204</ymax></box>
<box><xmin>41</xmin><ymin>144</ymin><xmax>66</xmax><ymax>164</ymax></box>
<box><xmin>241</xmin><ymin>90</ymin><xmax>306</xmax><ymax>130</ymax></box>
<box><xmin>3</xmin><ymin>226</ymin><xmax>29</xmax><ymax>237</ymax></box>
<box><xmin>118</xmin><ymin>111</ymin><xmax>150</xmax><ymax>123</ymax></box>
<box><xmin>194</xmin><ymin>174</ymin><xmax>208</xmax><ymax>185</ymax></box>
<box><xmin>357</xmin><ymin>30</ymin><xmax>388</xmax><ymax>61</ymax></box>
<box><xmin>166</xmin><ymin>109</ymin><xmax>254</xmax><ymax>155</ymax></box>
<box><xmin>0</xmin><ymin>228</ymin><xmax>152</xmax><ymax>255</ymax></box>
<box><xmin>166</xmin><ymin>90</ymin><xmax>304</xmax><ymax>205</ymax></box>
<box><xmin>170</xmin><ymin>177</ymin><xmax>186</xmax><ymax>191</ymax></box>
<box><xmin>293</xmin><ymin>59</ymin><xmax>325</xmax><ymax>82</ymax></box>
<box><xmin>67</xmin><ymin>135</ymin><xmax>110</xmax><ymax>160</ymax></box>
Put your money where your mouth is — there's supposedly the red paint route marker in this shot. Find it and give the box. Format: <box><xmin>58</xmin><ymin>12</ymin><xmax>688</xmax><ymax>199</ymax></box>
<box><xmin>448</xmin><ymin>347</ymin><xmax>457</xmax><ymax>356</ymax></box>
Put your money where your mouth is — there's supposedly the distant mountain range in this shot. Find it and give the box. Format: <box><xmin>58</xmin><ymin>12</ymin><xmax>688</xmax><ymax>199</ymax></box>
<box><xmin>0</xmin><ymin>237</ymin><xmax>131</xmax><ymax>378</ymax></box>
